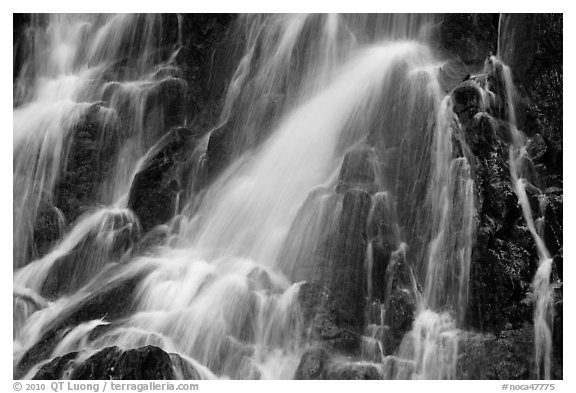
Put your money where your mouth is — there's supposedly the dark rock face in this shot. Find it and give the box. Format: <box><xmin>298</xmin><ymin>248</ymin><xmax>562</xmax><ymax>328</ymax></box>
<box><xmin>30</xmin><ymin>203</ymin><xmax>65</xmax><ymax>260</ymax></box>
<box><xmin>71</xmin><ymin>346</ymin><xmax>123</xmax><ymax>379</ymax></box>
<box><xmin>381</xmin><ymin>248</ymin><xmax>417</xmax><ymax>355</ymax></box>
<box><xmin>108</xmin><ymin>346</ymin><xmax>175</xmax><ymax>380</ymax></box>
<box><xmin>437</xmin><ymin>14</ymin><xmax>500</xmax><ymax>65</ymax></box>
<box><xmin>452</xmin><ymin>81</ymin><xmax>484</xmax><ymax>126</ymax></box>
<box><xmin>128</xmin><ymin>127</ymin><xmax>200</xmax><ymax>233</ymax></box>
<box><xmin>55</xmin><ymin>105</ymin><xmax>120</xmax><ymax>223</ymax></box>
<box><xmin>203</xmin><ymin>121</ymin><xmax>234</xmax><ymax>182</ymax></box>
<box><xmin>32</xmin><ymin>346</ymin><xmax>181</xmax><ymax>380</ymax></box>
<box><xmin>447</xmin><ymin>14</ymin><xmax>562</xmax><ymax>379</ymax></box>
<box><xmin>458</xmin><ymin>324</ymin><xmax>562</xmax><ymax>380</ymax></box>
<box><xmin>143</xmin><ymin>78</ymin><xmax>188</xmax><ymax>144</ymax></box>
<box><xmin>327</xmin><ymin>190</ymin><xmax>371</xmax><ymax>331</ymax></box>
<box><xmin>366</xmin><ymin>194</ymin><xmax>399</xmax><ymax>302</ymax></box>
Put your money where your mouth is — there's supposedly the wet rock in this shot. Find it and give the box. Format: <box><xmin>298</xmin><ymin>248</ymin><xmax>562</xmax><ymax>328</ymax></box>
<box><xmin>381</xmin><ymin>356</ymin><xmax>415</xmax><ymax>379</ymax></box>
<box><xmin>203</xmin><ymin>121</ymin><xmax>234</xmax><ymax>182</ymax></box>
<box><xmin>41</xmin><ymin>210</ymin><xmax>140</xmax><ymax>299</ymax></box>
<box><xmin>437</xmin><ymin>14</ymin><xmax>499</xmax><ymax>65</ymax></box>
<box><xmin>325</xmin><ymin>363</ymin><xmax>382</xmax><ymax>380</ymax></box>
<box><xmin>294</xmin><ymin>347</ymin><xmax>329</xmax><ymax>380</ymax></box>
<box><xmin>313</xmin><ymin>315</ymin><xmax>359</xmax><ymax>354</ymax></box>
<box><xmin>381</xmin><ymin>247</ymin><xmax>417</xmax><ymax>354</ymax></box>
<box><xmin>31</xmin><ymin>203</ymin><xmax>65</xmax><ymax>260</ymax></box>
<box><xmin>457</xmin><ymin>324</ymin><xmax>561</xmax><ymax>379</ymax></box>
<box><xmin>113</xmin><ymin>346</ymin><xmax>175</xmax><ymax>380</ymax></box>
<box><xmin>176</xmin><ymin>14</ymin><xmax>236</xmax><ymax>110</ymax></box>
<box><xmin>15</xmin><ymin>268</ymin><xmax>151</xmax><ymax>379</ymax></box>
<box><xmin>32</xmin><ymin>352</ymin><xmax>78</xmax><ymax>380</ymax></box>
<box><xmin>367</xmin><ymin>193</ymin><xmax>399</xmax><ymax>301</ymax></box>
<box><xmin>526</xmin><ymin>133</ymin><xmax>547</xmax><ymax>161</ymax></box>
<box><xmin>543</xmin><ymin>191</ymin><xmax>563</xmax><ymax>259</ymax></box>
<box><xmin>70</xmin><ymin>346</ymin><xmax>123</xmax><ymax>379</ymax></box>
<box><xmin>452</xmin><ymin>81</ymin><xmax>483</xmax><ymax>122</ymax></box>
<box><xmin>464</xmin><ymin>112</ymin><xmax>500</xmax><ymax>159</ymax></box>
<box><xmin>35</xmin><ymin>346</ymin><xmax>176</xmax><ymax>380</ymax></box>
<box><xmin>298</xmin><ymin>282</ymin><xmax>329</xmax><ymax>325</ymax></box>
<box><xmin>171</xmin><ymin>354</ymin><xmax>201</xmax><ymax>380</ymax></box>
<box><xmin>132</xmin><ymin>225</ymin><xmax>171</xmax><ymax>256</ymax></box>
<box><xmin>337</xmin><ymin>145</ymin><xmax>377</xmax><ymax>193</ymax></box>
<box><xmin>384</xmin><ymin>289</ymin><xmax>416</xmax><ymax>354</ymax></box>
<box><xmin>324</xmin><ymin>189</ymin><xmax>371</xmax><ymax>352</ymax></box>
<box><xmin>128</xmin><ymin>127</ymin><xmax>200</xmax><ymax>233</ymax></box>
<box><xmin>498</xmin><ymin>14</ymin><xmax>554</xmax><ymax>84</ymax></box>
<box><xmin>552</xmin><ymin>288</ymin><xmax>562</xmax><ymax>362</ymax></box>
<box><xmin>13</xmin><ymin>291</ymin><xmax>46</xmax><ymax>339</ymax></box>
<box><xmin>143</xmin><ymin>78</ymin><xmax>187</xmax><ymax>142</ymax></box>
<box><xmin>278</xmin><ymin>189</ymin><xmax>341</xmax><ymax>282</ymax></box>
<box><xmin>55</xmin><ymin>105</ymin><xmax>120</xmax><ymax>223</ymax></box>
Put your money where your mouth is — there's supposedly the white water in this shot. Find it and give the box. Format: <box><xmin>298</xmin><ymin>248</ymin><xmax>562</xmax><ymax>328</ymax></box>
<box><xmin>14</xmin><ymin>13</ymin><xmax>556</xmax><ymax>380</ymax></box>
<box><xmin>486</xmin><ymin>56</ymin><xmax>554</xmax><ymax>379</ymax></box>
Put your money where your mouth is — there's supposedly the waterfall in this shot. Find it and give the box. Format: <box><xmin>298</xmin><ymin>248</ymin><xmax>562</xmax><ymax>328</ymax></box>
<box><xmin>486</xmin><ymin>56</ymin><xmax>554</xmax><ymax>380</ymax></box>
<box><xmin>13</xmin><ymin>13</ymin><xmax>560</xmax><ymax>380</ymax></box>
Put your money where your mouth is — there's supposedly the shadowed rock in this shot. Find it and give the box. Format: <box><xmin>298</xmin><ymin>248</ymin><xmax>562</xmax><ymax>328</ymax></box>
<box><xmin>32</xmin><ymin>346</ymin><xmax>181</xmax><ymax>380</ymax></box>
<box><xmin>55</xmin><ymin>105</ymin><xmax>120</xmax><ymax>223</ymax></box>
<box><xmin>128</xmin><ymin>127</ymin><xmax>200</xmax><ymax>233</ymax></box>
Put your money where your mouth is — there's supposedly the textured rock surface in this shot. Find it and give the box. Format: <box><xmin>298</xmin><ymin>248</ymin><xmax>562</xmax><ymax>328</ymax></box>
<box><xmin>294</xmin><ymin>347</ymin><xmax>329</xmax><ymax>380</ymax></box>
<box><xmin>458</xmin><ymin>324</ymin><xmax>562</xmax><ymax>380</ymax></box>
<box><xmin>32</xmin><ymin>346</ymin><xmax>187</xmax><ymax>380</ymax></box>
<box><xmin>128</xmin><ymin>127</ymin><xmax>200</xmax><ymax>233</ymax></box>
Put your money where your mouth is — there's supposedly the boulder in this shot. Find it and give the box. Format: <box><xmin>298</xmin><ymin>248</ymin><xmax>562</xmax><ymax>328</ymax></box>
<box><xmin>112</xmin><ymin>346</ymin><xmax>175</xmax><ymax>380</ymax></box>
<box><xmin>33</xmin><ymin>346</ymin><xmax>177</xmax><ymax>380</ymax></box>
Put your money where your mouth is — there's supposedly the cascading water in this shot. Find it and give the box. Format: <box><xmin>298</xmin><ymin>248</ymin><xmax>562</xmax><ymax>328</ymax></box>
<box><xmin>484</xmin><ymin>55</ymin><xmax>555</xmax><ymax>380</ymax></box>
<box><xmin>13</xmin><ymin>13</ymin><xmax>560</xmax><ymax>380</ymax></box>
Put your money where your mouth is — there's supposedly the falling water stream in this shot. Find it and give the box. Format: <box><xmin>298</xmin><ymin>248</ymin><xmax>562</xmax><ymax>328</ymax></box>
<box><xmin>485</xmin><ymin>55</ymin><xmax>555</xmax><ymax>379</ymax></box>
<box><xmin>13</xmin><ymin>13</ymin><xmax>556</xmax><ymax>380</ymax></box>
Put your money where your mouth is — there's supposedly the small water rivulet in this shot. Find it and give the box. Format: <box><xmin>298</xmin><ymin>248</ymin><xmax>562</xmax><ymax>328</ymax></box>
<box><xmin>13</xmin><ymin>13</ymin><xmax>562</xmax><ymax>380</ymax></box>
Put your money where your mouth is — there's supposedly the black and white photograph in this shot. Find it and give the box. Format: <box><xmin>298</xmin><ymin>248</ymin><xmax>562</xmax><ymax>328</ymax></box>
<box><xmin>10</xmin><ymin>5</ymin><xmax>566</xmax><ymax>386</ymax></box>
